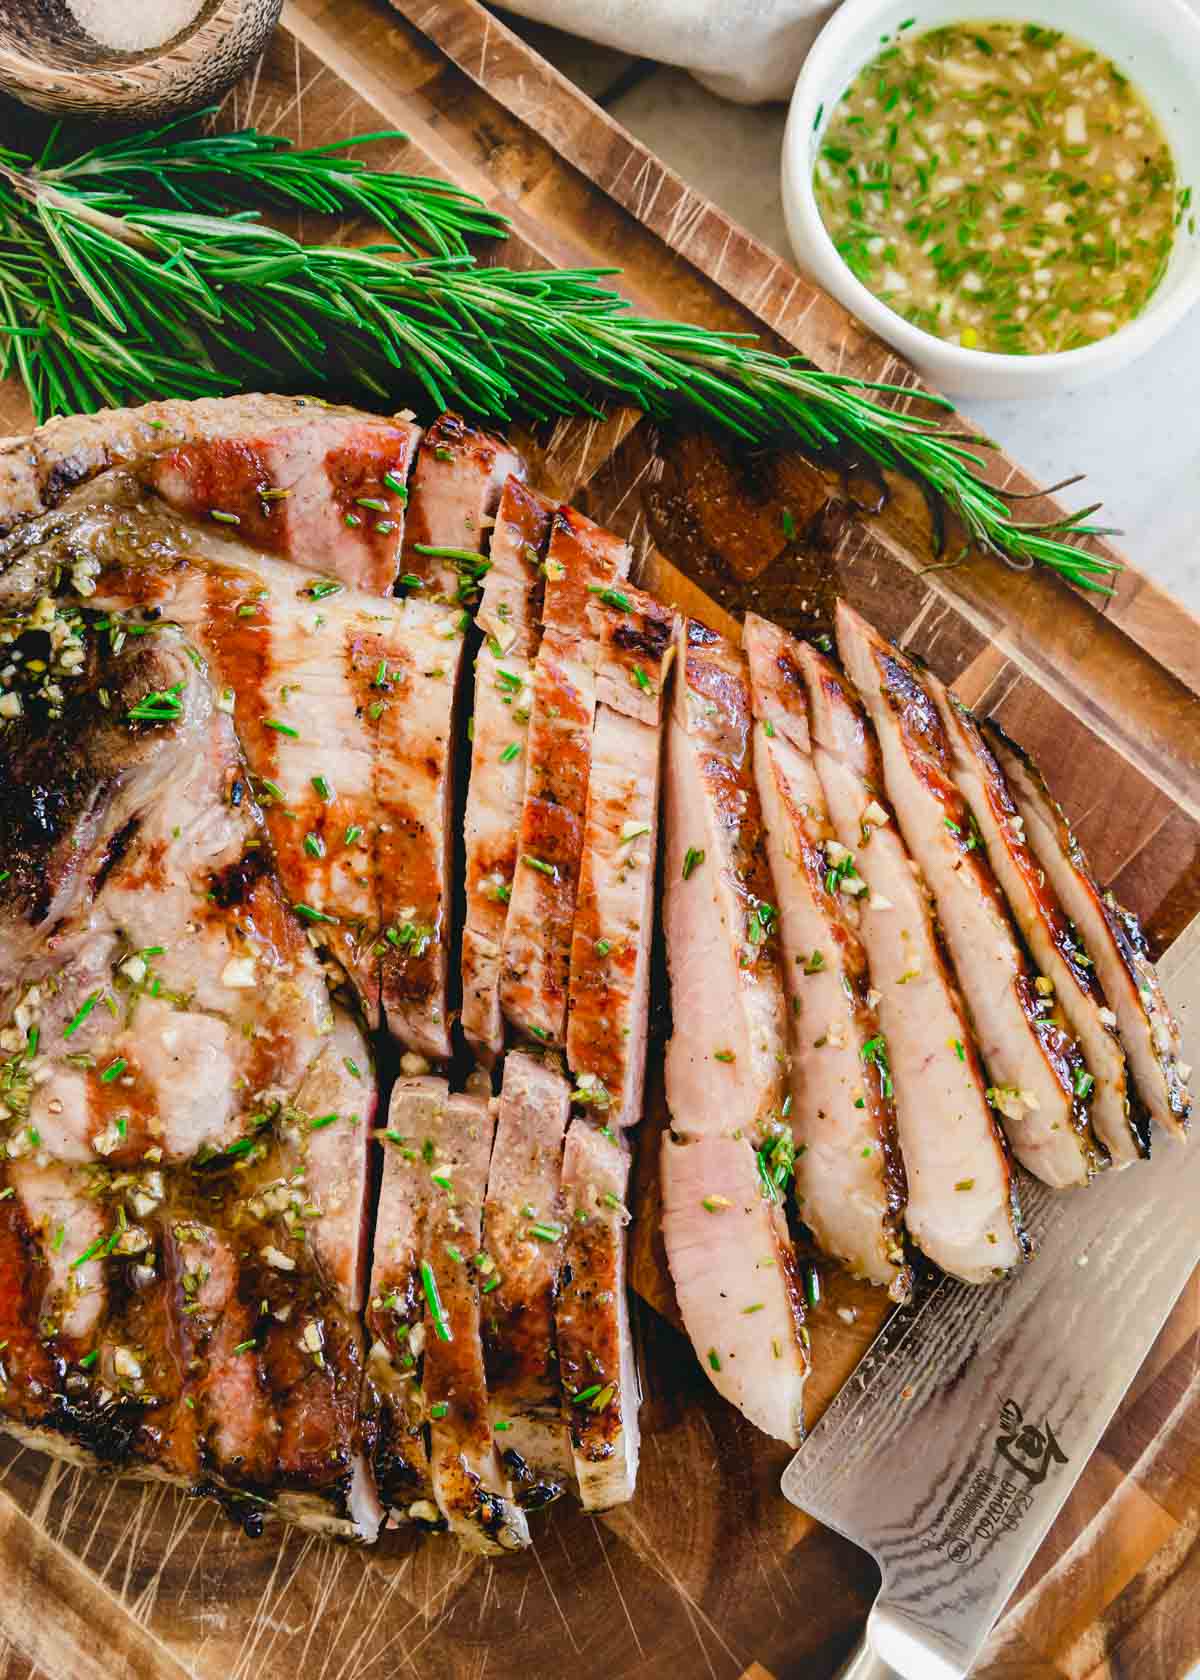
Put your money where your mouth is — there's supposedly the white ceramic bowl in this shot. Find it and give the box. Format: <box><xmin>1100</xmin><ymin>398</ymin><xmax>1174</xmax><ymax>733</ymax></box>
<box><xmin>781</xmin><ymin>0</ymin><xmax>1200</xmax><ymax>397</ymax></box>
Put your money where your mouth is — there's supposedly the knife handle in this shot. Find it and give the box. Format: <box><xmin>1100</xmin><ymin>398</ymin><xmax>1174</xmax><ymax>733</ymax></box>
<box><xmin>834</xmin><ymin>1637</ymin><xmax>895</xmax><ymax>1680</ymax></box>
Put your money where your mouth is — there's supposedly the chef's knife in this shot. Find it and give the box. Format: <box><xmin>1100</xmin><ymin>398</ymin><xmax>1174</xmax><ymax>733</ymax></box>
<box><xmin>783</xmin><ymin>914</ymin><xmax>1200</xmax><ymax>1680</ymax></box>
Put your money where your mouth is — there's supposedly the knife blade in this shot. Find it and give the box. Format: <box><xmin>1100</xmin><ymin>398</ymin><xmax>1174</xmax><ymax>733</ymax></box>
<box><xmin>782</xmin><ymin>912</ymin><xmax>1200</xmax><ymax>1680</ymax></box>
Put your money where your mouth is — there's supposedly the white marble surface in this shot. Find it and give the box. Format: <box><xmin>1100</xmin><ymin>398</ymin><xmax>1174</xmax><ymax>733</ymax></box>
<box><xmin>495</xmin><ymin>7</ymin><xmax>1200</xmax><ymax>614</ymax></box>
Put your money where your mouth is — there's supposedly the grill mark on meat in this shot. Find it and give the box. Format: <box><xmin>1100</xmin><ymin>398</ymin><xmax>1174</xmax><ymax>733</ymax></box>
<box><xmin>379</xmin><ymin>417</ymin><xmax>523</xmax><ymax>1052</ymax></box>
<box><xmin>200</xmin><ymin>1281</ymin><xmax>278</xmax><ymax>1489</ymax></box>
<box><xmin>476</xmin><ymin>475</ymin><xmax>552</xmax><ymax>658</ymax></box>
<box><xmin>264</xmin><ymin>1301</ymin><xmax>366</xmax><ymax>1499</ymax></box>
<box><xmin>0</xmin><ymin>638</ymin><xmax>191</xmax><ymax>945</ymax></box>
<box><xmin>500</xmin><ymin>660</ymin><xmax>592</xmax><ymax>1045</ymax></box>
<box><xmin>203</xmin><ymin>565</ymin><xmax>381</xmax><ymax>1017</ymax></box>
<box><xmin>367</xmin><ymin>602</ymin><xmax>460</xmax><ymax>1059</ymax></box>
<box><xmin>117</xmin><ymin>1248</ymin><xmax>201</xmax><ymax>1482</ymax></box>
<box><xmin>69</xmin><ymin>506</ymin><xmax>457</xmax><ymax>1050</ymax></box>
<box><xmin>322</xmin><ymin>431</ymin><xmax>417</xmax><ymax>582</ymax></box>
<box><xmin>155</xmin><ymin>439</ymin><xmax>281</xmax><ymax>550</ymax></box>
<box><xmin>207</xmin><ymin>845</ymin><xmax>273</xmax><ymax>910</ymax></box>
<box><xmin>90</xmin><ymin>816</ymin><xmax>141</xmax><ymax>900</ymax></box>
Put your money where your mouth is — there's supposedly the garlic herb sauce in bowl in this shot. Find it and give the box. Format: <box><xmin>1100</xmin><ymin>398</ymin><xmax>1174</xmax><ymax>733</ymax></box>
<box><xmin>812</xmin><ymin>21</ymin><xmax>1182</xmax><ymax>357</ymax></box>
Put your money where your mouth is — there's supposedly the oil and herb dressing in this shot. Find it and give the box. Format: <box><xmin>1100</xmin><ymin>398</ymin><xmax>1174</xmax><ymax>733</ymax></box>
<box><xmin>814</xmin><ymin>20</ymin><xmax>1185</xmax><ymax>355</ymax></box>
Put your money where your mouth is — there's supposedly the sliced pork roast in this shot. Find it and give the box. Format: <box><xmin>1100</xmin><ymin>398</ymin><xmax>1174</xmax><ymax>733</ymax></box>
<box><xmin>366</xmin><ymin>1078</ymin><xmax>443</xmax><ymax>1528</ymax></box>
<box><xmin>836</xmin><ymin>603</ymin><xmax>1096</xmax><ymax>1191</ymax></box>
<box><xmin>481</xmin><ymin>1052</ymin><xmax>573</xmax><ymax>1506</ymax></box>
<box><xmin>401</xmin><ymin>411</ymin><xmax>524</xmax><ymax>599</ymax></box>
<box><xmin>567</xmin><ymin>584</ymin><xmax>676</xmax><ymax>1128</ymax></box>
<box><xmin>794</xmin><ymin>637</ymin><xmax>1025</xmax><ymax>1282</ymax></box>
<box><xmin>990</xmin><ymin>727</ymin><xmax>1191</xmax><ymax>1141</ymax></box>
<box><xmin>147</xmin><ymin>405</ymin><xmax>421</xmax><ymax>595</ymax></box>
<box><xmin>461</xmin><ymin>478</ymin><xmax>554</xmax><ymax>1061</ymax></box>
<box><xmin>384</xmin><ymin>413</ymin><xmax>523</xmax><ymax>1051</ymax></box>
<box><xmin>0</xmin><ymin>592</ymin><xmax>380</xmax><ymax>1538</ymax></box>
<box><xmin>744</xmin><ymin>615</ymin><xmax>910</xmax><ymax>1301</ymax></box>
<box><xmin>660</xmin><ymin>619</ymin><xmax>810</xmax><ymax>1440</ymax></box>
<box><xmin>421</xmin><ymin>1088</ymin><xmax>531</xmax><ymax>1553</ymax></box>
<box><xmin>501</xmin><ymin>508</ymin><xmax>631</xmax><ymax>1045</ymax></box>
<box><xmin>928</xmin><ymin>681</ymin><xmax>1135</xmax><ymax>1166</ymax></box>
<box><xmin>557</xmin><ymin>1119</ymin><xmax>641</xmax><ymax>1507</ymax></box>
<box><xmin>6</xmin><ymin>391</ymin><xmax>1183</xmax><ymax>1539</ymax></box>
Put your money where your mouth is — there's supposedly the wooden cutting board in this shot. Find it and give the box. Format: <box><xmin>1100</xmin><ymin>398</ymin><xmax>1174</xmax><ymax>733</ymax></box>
<box><xmin>0</xmin><ymin>3</ymin><xmax>1198</xmax><ymax>1676</ymax></box>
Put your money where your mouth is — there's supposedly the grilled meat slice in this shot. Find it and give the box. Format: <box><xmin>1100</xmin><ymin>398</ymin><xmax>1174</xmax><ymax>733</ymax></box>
<box><xmin>10</xmin><ymin>1160</ymin><xmax>109</xmax><ymax>1351</ymax></box>
<box><xmin>795</xmin><ymin>637</ymin><xmax>1024</xmax><ymax>1281</ymax></box>
<box><xmin>481</xmin><ymin>1052</ymin><xmax>572</xmax><ymax>1502</ymax></box>
<box><xmin>283</xmin><ymin>1016</ymin><xmax>374</xmax><ymax>1313</ymax></box>
<box><xmin>540</xmin><ymin>503</ymin><xmax>633</xmax><ymax>638</ymax></box>
<box><xmin>366</xmin><ymin>1077</ymin><xmax>444</xmax><ymax>1527</ymax></box>
<box><xmin>401</xmin><ymin>412</ymin><xmax>524</xmax><ymax>598</ymax></box>
<box><xmin>371</xmin><ymin>593</ymin><xmax>463</xmax><ymax>1058</ymax></box>
<box><xmin>476</xmin><ymin>475</ymin><xmax>552</xmax><ymax>660</ymax></box>
<box><xmin>0</xmin><ymin>394</ymin><xmax>414</xmax><ymax>553</ymax></box>
<box><xmin>500</xmin><ymin>625</ymin><xmax>597</xmax><ymax>1047</ymax></box>
<box><xmin>990</xmin><ymin>725</ymin><xmax>1190</xmax><ymax>1140</ymax></box>
<box><xmin>660</xmin><ymin>1130</ymin><xmax>808</xmax><ymax>1444</ymax></box>
<box><xmin>461</xmin><ymin>479</ymin><xmax>555</xmax><ymax>1060</ymax></box>
<box><xmin>501</xmin><ymin>509</ymin><xmax>631</xmax><ymax>1045</ymax></box>
<box><xmin>837</xmin><ymin>603</ymin><xmax>1093</xmax><ymax>1190</ymax></box>
<box><xmin>663</xmin><ymin>619</ymin><xmax>789</xmax><ymax>1145</ymax></box>
<box><xmin>422</xmin><ymin>1088</ymin><xmax>530</xmax><ymax>1554</ymax></box>
<box><xmin>461</xmin><ymin>644</ymin><xmax>535</xmax><ymax>1061</ymax></box>
<box><xmin>384</xmin><ymin>413</ymin><xmax>521</xmax><ymax>1048</ymax></box>
<box><xmin>567</xmin><ymin>586</ymin><xmax>676</xmax><ymax>1128</ymax></box>
<box><xmin>147</xmin><ymin>410</ymin><xmax>420</xmax><ymax>594</ymax></box>
<box><xmin>557</xmin><ymin>1119</ymin><xmax>640</xmax><ymax>1509</ymax></box>
<box><xmin>744</xmin><ymin>615</ymin><xmax>910</xmax><ymax>1300</ymax></box>
<box><xmin>660</xmin><ymin>620</ymin><xmax>807</xmax><ymax>1428</ymax></box>
<box><xmin>930</xmin><ymin>685</ymin><xmax>1132</xmax><ymax>1166</ymax></box>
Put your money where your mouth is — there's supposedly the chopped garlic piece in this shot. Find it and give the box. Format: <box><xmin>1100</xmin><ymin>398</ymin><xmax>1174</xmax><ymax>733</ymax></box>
<box><xmin>221</xmin><ymin>956</ymin><xmax>257</xmax><ymax>989</ymax></box>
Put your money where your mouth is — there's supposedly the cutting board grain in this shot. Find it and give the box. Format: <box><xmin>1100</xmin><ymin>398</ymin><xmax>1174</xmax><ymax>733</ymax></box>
<box><xmin>0</xmin><ymin>2</ymin><xmax>1198</xmax><ymax>1675</ymax></box>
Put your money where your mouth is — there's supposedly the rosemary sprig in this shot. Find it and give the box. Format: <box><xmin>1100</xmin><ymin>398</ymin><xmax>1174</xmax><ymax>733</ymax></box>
<box><xmin>31</xmin><ymin>113</ymin><xmax>510</xmax><ymax>257</ymax></box>
<box><xmin>0</xmin><ymin>125</ymin><xmax>1118</xmax><ymax>590</ymax></box>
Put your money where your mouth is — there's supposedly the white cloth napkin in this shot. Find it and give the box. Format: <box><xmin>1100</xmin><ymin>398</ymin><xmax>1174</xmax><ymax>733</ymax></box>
<box><xmin>499</xmin><ymin>0</ymin><xmax>840</xmax><ymax>103</ymax></box>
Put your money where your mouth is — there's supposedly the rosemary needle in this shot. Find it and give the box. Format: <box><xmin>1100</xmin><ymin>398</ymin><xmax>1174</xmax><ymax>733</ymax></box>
<box><xmin>0</xmin><ymin>121</ymin><xmax>1119</xmax><ymax>591</ymax></box>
